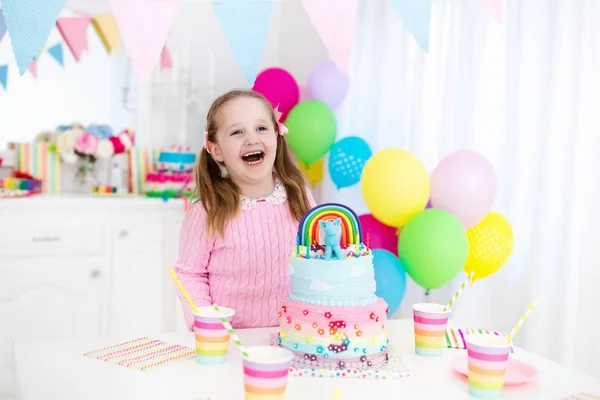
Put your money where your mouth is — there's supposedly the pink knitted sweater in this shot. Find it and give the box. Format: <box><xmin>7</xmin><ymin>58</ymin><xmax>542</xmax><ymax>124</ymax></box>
<box><xmin>174</xmin><ymin>178</ymin><xmax>316</xmax><ymax>330</ymax></box>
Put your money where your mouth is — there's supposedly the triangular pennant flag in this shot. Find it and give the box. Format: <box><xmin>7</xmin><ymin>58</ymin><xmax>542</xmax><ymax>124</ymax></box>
<box><xmin>389</xmin><ymin>0</ymin><xmax>432</xmax><ymax>52</ymax></box>
<box><xmin>33</xmin><ymin>41</ymin><xmax>47</xmax><ymax>61</ymax></box>
<box><xmin>0</xmin><ymin>10</ymin><xmax>6</xmax><ymax>41</ymax></box>
<box><xmin>479</xmin><ymin>0</ymin><xmax>502</xmax><ymax>23</ymax></box>
<box><xmin>301</xmin><ymin>0</ymin><xmax>358</xmax><ymax>75</ymax></box>
<box><xmin>56</xmin><ymin>17</ymin><xmax>91</xmax><ymax>61</ymax></box>
<box><xmin>0</xmin><ymin>65</ymin><xmax>7</xmax><ymax>90</ymax></box>
<box><xmin>48</xmin><ymin>43</ymin><xmax>64</xmax><ymax>66</ymax></box>
<box><xmin>91</xmin><ymin>13</ymin><xmax>120</xmax><ymax>54</ymax></box>
<box><xmin>2</xmin><ymin>0</ymin><xmax>68</xmax><ymax>75</ymax></box>
<box><xmin>28</xmin><ymin>60</ymin><xmax>37</xmax><ymax>79</ymax></box>
<box><xmin>160</xmin><ymin>46</ymin><xmax>173</xmax><ymax>70</ymax></box>
<box><xmin>212</xmin><ymin>0</ymin><xmax>274</xmax><ymax>86</ymax></box>
<box><xmin>109</xmin><ymin>0</ymin><xmax>180</xmax><ymax>87</ymax></box>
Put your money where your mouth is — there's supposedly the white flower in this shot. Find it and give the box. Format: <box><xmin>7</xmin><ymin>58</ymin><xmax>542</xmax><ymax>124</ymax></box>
<box><xmin>56</xmin><ymin>128</ymin><xmax>83</xmax><ymax>164</ymax></box>
<box><xmin>95</xmin><ymin>139</ymin><xmax>115</xmax><ymax>159</ymax></box>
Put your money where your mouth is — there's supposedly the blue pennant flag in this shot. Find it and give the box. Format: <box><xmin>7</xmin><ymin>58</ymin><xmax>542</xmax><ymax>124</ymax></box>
<box><xmin>48</xmin><ymin>43</ymin><xmax>64</xmax><ymax>66</ymax></box>
<box><xmin>389</xmin><ymin>0</ymin><xmax>432</xmax><ymax>52</ymax></box>
<box><xmin>0</xmin><ymin>65</ymin><xmax>7</xmax><ymax>90</ymax></box>
<box><xmin>212</xmin><ymin>0</ymin><xmax>274</xmax><ymax>86</ymax></box>
<box><xmin>0</xmin><ymin>9</ymin><xmax>6</xmax><ymax>41</ymax></box>
<box><xmin>2</xmin><ymin>0</ymin><xmax>68</xmax><ymax>75</ymax></box>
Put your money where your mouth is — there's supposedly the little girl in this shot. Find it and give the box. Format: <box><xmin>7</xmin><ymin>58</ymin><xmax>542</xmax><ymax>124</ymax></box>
<box><xmin>174</xmin><ymin>89</ymin><xmax>316</xmax><ymax>330</ymax></box>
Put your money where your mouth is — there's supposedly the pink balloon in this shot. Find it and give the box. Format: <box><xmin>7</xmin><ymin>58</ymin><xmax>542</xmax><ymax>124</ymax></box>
<box><xmin>359</xmin><ymin>214</ymin><xmax>398</xmax><ymax>255</ymax></box>
<box><xmin>430</xmin><ymin>150</ymin><xmax>498</xmax><ymax>229</ymax></box>
<box><xmin>252</xmin><ymin>67</ymin><xmax>300</xmax><ymax>121</ymax></box>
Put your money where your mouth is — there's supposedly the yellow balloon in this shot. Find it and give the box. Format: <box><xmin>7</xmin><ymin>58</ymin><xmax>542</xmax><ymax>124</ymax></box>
<box><xmin>298</xmin><ymin>159</ymin><xmax>324</xmax><ymax>187</ymax></box>
<box><xmin>464</xmin><ymin>211</ymin><xmax>514</xmax><ymax>281</ymax></box>
<box><xmin>360</xmin><ymin>148</ymin><xmax>430</xmax><ymax>228</ymax></box>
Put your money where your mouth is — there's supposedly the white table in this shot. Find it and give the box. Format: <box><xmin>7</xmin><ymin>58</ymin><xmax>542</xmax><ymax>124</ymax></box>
<box><xmin>13</xmin><ymin>320</ymin><xmax>600</xmax><ymax>400</ymax></box>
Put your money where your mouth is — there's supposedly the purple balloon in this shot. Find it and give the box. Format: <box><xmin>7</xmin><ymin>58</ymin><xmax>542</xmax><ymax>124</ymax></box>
<box><xmin>425</xmin><ymin>199</ymin><xmax>432</xmax><ymax>209</ymax></box>
<box><xmin>306</xmin><ymin>60</ymin><xmax>349</xmax><ymax>109</ymax></box>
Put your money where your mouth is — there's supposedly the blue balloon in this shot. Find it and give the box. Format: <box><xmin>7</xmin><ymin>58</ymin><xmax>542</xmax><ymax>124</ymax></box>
<box><xmin>372</xmin><ymin>249</ymin><xmax>407</xmax><ymax>317</ymax></box>
<box><xmin>328</xmin><ymin>136</ymin><xmax>372</xmax><ymax>189</ymax></box>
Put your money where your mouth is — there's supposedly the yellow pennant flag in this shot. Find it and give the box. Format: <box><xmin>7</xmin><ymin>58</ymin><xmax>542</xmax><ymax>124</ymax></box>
<box><xmin>91</xmin><ymin>13</ymin><xmax>120</xmax><ymax>54</ymax></box>
<box><xmin>298</xmin><ymin>158</ymin><xmax>324</xmax><ymax>187</ymax></box>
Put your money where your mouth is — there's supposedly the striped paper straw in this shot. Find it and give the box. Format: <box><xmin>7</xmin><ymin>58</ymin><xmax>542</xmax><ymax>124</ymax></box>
<box><xmin>507</xmin><ymin>297</ymin><xmax>540</xmax><ymax>343</ymax></box>
<box><xmin>213</xmin><ymin>304</ymin><xmax>248</xmax><ymax>358</ymax></box>
<box><xmin>168</xmin><ymin>268</ymin><xmax>198</xmax><ymax>314</ymax></box>
<box><xmin>443</xmin><ymin>272</ymin><xmax>474</xmax><ymax>311</ymax></box>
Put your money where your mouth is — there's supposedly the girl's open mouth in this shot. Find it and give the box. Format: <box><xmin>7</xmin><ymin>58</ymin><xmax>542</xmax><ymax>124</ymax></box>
<box><xmin>241</xmin><ymin>151</ymin><xmax>265</xmax><ymax>165</ymax></box>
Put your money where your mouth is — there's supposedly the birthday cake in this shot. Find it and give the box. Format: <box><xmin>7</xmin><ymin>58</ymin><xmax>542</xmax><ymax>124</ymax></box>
<box><xmin>145</xmin><ymin>149</ymin><xmax>196</xmax><ymax>198</ymax></box>
<box><xmin>277</xmin><ymin>204</ymin><xmax>390</xmax><ymax>370</ymax></box>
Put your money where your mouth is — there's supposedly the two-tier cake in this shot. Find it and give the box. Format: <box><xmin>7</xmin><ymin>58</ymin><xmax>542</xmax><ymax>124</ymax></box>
<box><xmin>277</xmin><ymin>203</ymin><xmax>390</xmax><ymax>370</ymax></box>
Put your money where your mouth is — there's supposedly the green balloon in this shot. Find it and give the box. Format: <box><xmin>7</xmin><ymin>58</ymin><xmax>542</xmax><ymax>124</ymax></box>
<box><xmin>398</xmin><ymin>209</ymin><xmax>468</xmax><ymax>290</ymax></box>
<box><xmin>284</xmin><ymin>100</ymin><xmax>337</xmax><ymax>165</ymax></box>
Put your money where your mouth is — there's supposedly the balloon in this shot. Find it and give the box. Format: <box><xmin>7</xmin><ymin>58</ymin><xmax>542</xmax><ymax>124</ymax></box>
<box><xmin>430</xmin><ymin>150</ymin><xmax>498</xmax><ymax>229</ymax></box>
<box><xmin>328</xmin><ymin>136</ymin><xmax>372</xmax><ymax>189</ymax></box>
<box><xmin>464</xmin><ymin>211</ymin><xmax>514</xmax><ymax>281</ymax></box>
<box><xmin>399</xmin><ymin>209</ymin><xmax>469</xmax><ymax>289</ymax></box>
<box><xmin>359</xmin><ymin>214</ymin><xmax>398</xmax><ymax>255</ymax></box>
<box><xmin>372</xmin><ymin>249</ymin><xmax>407</xmax><ymax>317</ymax></box>
<box><xmin>252</xmin><ymin>67</ymin><xmax>300</xmax><ymax>121</ymax></box>
<box><xmin>306</xmin><ymin>60</ymin><xmax>349</xmax><ymax>109</ymax></box>
<box><xmin>361</xmin><ymin>148</ymin><xmax>430</xmax><ymax>228</ymax></box>
<box><xmin>298</xmin><ymin>158</ymin><xmax>324</xmax><ymax>186</ymax></box>
<box><xmin>299</xmin><ymin>85</ymin><xmax>311</xmax><ymax>102</ymax></box>
<box><xmin>285</xmin><ymin>100</ymin><xmax>337</xmax><ymax>165</ymax></box>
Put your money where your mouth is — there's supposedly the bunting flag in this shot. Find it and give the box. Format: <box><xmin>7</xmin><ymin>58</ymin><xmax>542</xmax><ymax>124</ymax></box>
<box><xmin>28</xmin><ymin>61</ymin><xmax>37</xmax><ymax>78</ymax></box>
<box><xmin>212</xmin><ymin>0</ymin><xmax>274</xmax><ymax>86</ymax></box>
<box><xmin>389</xmin><ymin>0</ymin><xmax>433</xmax><ymax>52</ymax></box>
<box><xmin>91</xmin><ymin>13</ymin><xmax>120</xmax><ymax>54</ymax></box>
<box><xmin>57</xmin><ymin>17</ymin><xmax>91</xmax><ymax>61</ymax></box>
<box><xmin>160</xmin><ymin>46</ymin><xmax>173</xmax><ymax>70</ymax></box>
<box><xmin>301</xmin><ymin>0</ymin><xmax>358</xmax><ymax>75</ymax></box>
<box><xmin>479</xmin><ymin>0</ymin><xmax>503</xmax><ymax>23</ymax></box>
<box><xmin>1</xmin><ymin>0</ymin><xmax>68</xmax><ymax>74</ymax></box>
<box><xmin>109</xmin><ymin>0</ymin><xmax>181</xmax><ymax>87</ymax></box>
<box><xmin>33</xmin><ymin>41</ymin><xmax>47</xmax><ymax>61</ymax></box>
<box><xmin>0</xmin><ymin>9</ymin><xmax>6</xmax><ymax>41</ymax></box>
<box><xmin>0</xmin><ymin>65</ymin><xmax>7</xmax><ymax>90</ymax></box>
<box><xmin>48</xmin><ymin>43</ymin><xmax>64</xmax><ymax>66</ymax></box>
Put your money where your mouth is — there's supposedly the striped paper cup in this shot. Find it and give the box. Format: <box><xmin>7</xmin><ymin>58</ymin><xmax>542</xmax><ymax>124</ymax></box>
<box><xmin>193</xmin><ymin>306</ymin><xmax>235</xmax><ymax>365</ymax></box>
<box><xmin>243</xmin><ymin>346</ymin><xmax>294</xmax><ymax>400</ymax></box>
<box><xmin>467</xmin><ymin>334</ymin><xmax>511</xmax><ymax>399</ymax></box>
<box><xmin>413</xmin><ymin>303</ymin><xmax>450</xmax><ymax>357</ymax></box>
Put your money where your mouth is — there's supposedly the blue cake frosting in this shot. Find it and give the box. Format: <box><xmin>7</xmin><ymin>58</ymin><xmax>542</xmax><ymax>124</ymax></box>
<box><xmin>288</xmin><ymin>254</ymin><xmax>377</xmax><ymax>306</ymax></box>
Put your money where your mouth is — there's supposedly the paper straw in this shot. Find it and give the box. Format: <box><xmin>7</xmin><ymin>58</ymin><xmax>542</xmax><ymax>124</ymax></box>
<box><xmin>330</xmin><ymin>386</ymin><xmax>342</xmax><ymax>400</ymax></box>
<box><xmin>507</xmin><ymin>297</ymin><xmax>540</xmax><ymax>343</ymax></box>
<box><xmin>167</xmin><ymin>268</ymin><xmax>198</xmax><ymax>314</ymax></box>
<box><xmin>443</xmin><ymin>272</ymin><xmax>474</xmax><ymax>311</ymax></box>
<box><xmin>212</xmin><ymin>304</ymin><xmax>248</xmax><ymax>358</ymax></box>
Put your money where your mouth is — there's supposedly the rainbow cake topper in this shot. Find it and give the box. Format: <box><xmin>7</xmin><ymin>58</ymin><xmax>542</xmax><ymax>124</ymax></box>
<box><xmin>297</xmin><ymin>203</ymin><xmax>363</xmax><ymax>248</ymax></box>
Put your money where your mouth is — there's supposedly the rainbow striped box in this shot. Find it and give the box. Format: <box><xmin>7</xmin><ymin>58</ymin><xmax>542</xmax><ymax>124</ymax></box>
<box><xmin>243</xmin><ymin>346</ymin><xmax>294</xmax><ymax>400</ymax></box>
<box><xmin>9</xmin><ymin>142</ymin><xmax>61</xmax><ymax>193</ymax></box>
<box><xmin>128</xmin><ymin>147</ymin><xmax>161</xmax><ymax>194</ymax></box>
<box><xmin>413</xmin><ymin>303</ymin><xmax>450</xmax><ymax>357</ymax></box>
<box><xmin>467</xmin><ymin>334</ymin><xmax>511</xmax><ymax>399</ymax></box>
<box><xmin>193</xmin><ymin>306</ymin><xmax>235</xmax><ymax>365</ymax></box>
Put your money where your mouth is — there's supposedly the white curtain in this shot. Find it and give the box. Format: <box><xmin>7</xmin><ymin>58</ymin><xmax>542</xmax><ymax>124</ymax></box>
<box><xmin>324</xmin><ymin>0</ymin><xmax>600</xmax><ymax>378</ymax></box>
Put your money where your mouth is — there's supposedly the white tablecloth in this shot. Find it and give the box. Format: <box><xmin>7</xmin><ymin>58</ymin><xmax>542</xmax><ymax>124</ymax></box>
<box><xmin>13</xmin><ymin>320</ymin><xmax>600</xmax><ymax>399</ymax></box>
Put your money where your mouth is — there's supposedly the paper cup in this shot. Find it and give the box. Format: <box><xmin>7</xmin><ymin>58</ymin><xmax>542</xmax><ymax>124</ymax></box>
<box><xmin>467</xmin><ymin>334</ymin><xmax>511</xmax><ymax>399</ymax></box>
<box><xmin>193</xmin><ymin>306</ymin><xmax>235</xmax><ymax>365</ymax></box>
<box><xmin>412</xmin><ymin>303</ymin><xmax>450</xmax><ymax>357</ymax></box>
<box><xmin>243</xmin><ymin>346</ymin><xmax>294</xmax><ymax>400</ymax></box>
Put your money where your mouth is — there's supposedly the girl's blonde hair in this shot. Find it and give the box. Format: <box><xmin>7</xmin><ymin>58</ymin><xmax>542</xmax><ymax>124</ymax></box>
<box><xmin>192</xmin><ymin>89</ymin><xmax>312</xmax><ymax>237</ymax></box>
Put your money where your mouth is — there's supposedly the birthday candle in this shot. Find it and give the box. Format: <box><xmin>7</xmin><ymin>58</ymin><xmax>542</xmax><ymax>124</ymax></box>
<box><xmin>366</xmin><ymin>232</ymin><xmax>370</xmax><ymax>249</ymax></box>
<box><xmin>296</xmin><ymin>235</ymin><xmax>299</xmax><ymax>255</ymax></box>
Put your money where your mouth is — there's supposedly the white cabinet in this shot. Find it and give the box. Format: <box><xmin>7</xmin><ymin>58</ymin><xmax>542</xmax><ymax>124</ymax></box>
<box><xmin>0</xmin><ymin>196</ymin><xmax>185</xmax><ymax>400</ymax></box>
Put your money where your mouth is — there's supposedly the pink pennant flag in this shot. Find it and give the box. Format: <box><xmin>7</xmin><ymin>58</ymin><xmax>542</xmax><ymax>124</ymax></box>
<box><xmin>28</xmin><ymin>61</ymin><xmax>37</xmax><ymax>78</ymax></box>
<box><xmin>56</xmin><ymin>17</ymin><xmax>91</xmax><ymax>61</ymax></box>
<box><xmin>302</xmin><ymin>0</ymin><xmax>358</xmax><ymax>76</ymax></box>
<box><xmin>160</xmin><ymin>46</ymin><xmax>172</xmax><ymax>70</ymax></box>
<box><xmin>109</xmin><ymin>0</ymin><xmax>180</xmax><ymax>86</ymax></box>
<box><xmin>479</xmin><ymin>0</ymin><xmax>502</xmax><ymax>23</ymax></box>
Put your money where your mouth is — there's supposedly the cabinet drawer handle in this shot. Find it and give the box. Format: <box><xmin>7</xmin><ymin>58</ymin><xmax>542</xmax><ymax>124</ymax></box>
<box><xmin>119</xmin><ymin>230</ymin><xmax>129</xmax><ymax>238</ymax></box>
<box><xmin>32</xmin><ymin>236</ymin><xmax>61</xmax><ymax>242</ymax></box>
<box><xmin>90</xmin><ymin>269</ymin><xmax>101</xmax><ymax>279</ymax></box>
